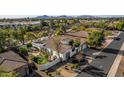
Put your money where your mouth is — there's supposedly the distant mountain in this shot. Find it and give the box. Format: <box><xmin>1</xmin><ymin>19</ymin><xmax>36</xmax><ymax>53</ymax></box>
<box><xmin>36</xmin><ymin>15</ymin><xmax>124</xmax><ymax>19</ymax></box>
<box><xmin>36</xmin><ymin>15</ymin><xmax>95</xmax><ymax>19</ymax></box>
<box><xmin>36</xmin><ymin>15</ymin><xmax>51</xmax><ymax>18</ymax></box>
<box><xmin>36</xmin><ymin>15</ymin><xmax>73</xmax><ymax>18</ymax></box>
<box><xmin>77</xmin><ymin>15</ymin><xmax>95</xmax><ymax>18</ymax></box>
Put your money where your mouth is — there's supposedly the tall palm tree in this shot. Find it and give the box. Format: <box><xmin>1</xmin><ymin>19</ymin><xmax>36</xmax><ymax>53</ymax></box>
<box><xmin>53</xmin><ymin>36</ymin><xmax>62</xmax><ymax>62</ymax></box>
<box><xmin>3</xmin><ymin>28</ymin><xmax>17</xmax><ymax>48</ymax></box>
<box><xmin>26</xmin><ymin>32</ymin><xmax>36</xmax><ymax>42</ymax></box>
<box><xmin>75</xmin><ymin>52</ymin><xmax>84</xmax><ymax>65</ymax></box>
<box><xmin>0</xmin><ymin>30</ymin><xmax>6</xmax><ymax>52</ymax></box>
<box><xmin>18</xmin><ymin>26</ymin><xmax>27</xmax><ymax>45</ymax></box>
<box><xmin>36</xmin><ymin>32</ymin><xmax>43</xmax><ymax>39</ymax></box>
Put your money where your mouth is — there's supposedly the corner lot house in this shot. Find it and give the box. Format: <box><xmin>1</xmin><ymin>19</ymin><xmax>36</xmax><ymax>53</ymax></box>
<box><xmin>32</xmin><ymin>31</ymin><xmax>89</xmax><ymax>70</ymax></box>
<box><xmin>44</xmin><ymin>31</ymin><xmax>88</xmax><ymax>60</ymax></box>
<box><xmin>0</xmin><ymin>51</ymin><xmax>29</xmax><ymax>76</ymax></box>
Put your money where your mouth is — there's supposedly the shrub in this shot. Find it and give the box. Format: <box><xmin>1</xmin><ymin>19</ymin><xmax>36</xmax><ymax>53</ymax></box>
<box><xmin>69</xmin><ymin>40</ymin><xmax>74</xmax><ymax>46</ymax></box>
<box><xmin>27</xmin><ymin>43</ymin><xmax>32</xmax><ymax>48</ymax></box>
<box><xmin>32</xmin><ymin>56</ymin><xmax>40</xmax><ymax>63</ymax></box>
<box><xmin>104</xmin><ymin>31</ymin><xmax>113</xmax><ymax>36</ymax></box>
<box><xmin>37</xmin><ymin>57</ymin><xmax>48</xmax><ymax>64</ymax></box>
<box><xmin>0</xmin><ymin>47</ymin><xmax>5</xmax><ymax>53</ymax></box>
<box><xmin>73</xmin><ymin>40</ymin><xmax>81</xmax><ymax>47</ymax></box>
<box><xmin>0</xmin><ymin>72</ymin><xmax>18</xmax><ymax>77</ymax></box>
<box><xmin>32</xmin><ymin>56</ymin><xmax>48</xmax><ymax>65</ymax></box>
<box><xmin>69</xmin><ymin>39</ymin><xmax>80</xmax><ymax>47</ymax></box>
<box><xmin>71</xmin><ymin>64</ymin><xmax>79</xmax><ymax>69</ymax></box>
<box><xmin>19</xmin><ymin>46</ymin><xmax>28</xmax><ymax>55</ymax></box>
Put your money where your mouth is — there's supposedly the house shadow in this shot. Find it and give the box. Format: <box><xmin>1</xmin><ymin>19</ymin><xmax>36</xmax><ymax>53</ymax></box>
<box><xmin>95</xmin><ymin>55</ymin><xmax>107</xmax><ymax>59</ymax></box>
<box><xmin>81</xmin><ymin>65</ymin><xmax>107</xmax><ymax>77</ymax></box>
<box><xmin>102</xmin><ymin>48</ymin><xmax>124</xmax><ymax>55</ymax></box>
<box><xmin>85</xmin><ymin>47</ymin><xmax>124</xmax><ymax>56</ymax></box>
<box><xmin>47</xmin><ymin>61</ymin><xmax>67</xmax><ymax>72</ymax></box>
<box><xmin>80</xmin><ymin>59</ymin><xmax>89</xmax><ymax>65</ymax></box>
<box><xmin>47</xmin><ymin>56</ymin><xmax>89</xmax><ymax>72</ymax></box>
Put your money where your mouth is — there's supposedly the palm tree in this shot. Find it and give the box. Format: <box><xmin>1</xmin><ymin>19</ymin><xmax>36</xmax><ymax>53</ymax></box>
<box><xmin>0</xmin><ymin>30</ymin><xmax>6</xmax><ymax>52</ymax></box>
<box><xmin>26</xmin><ymin>32</ymin><xmax>36</xmax><ymax>42</ymax></box>
<box><xmin>12</xmin><ymin>30</ymin><xmax>20</xmax><ymax>46</ymax></box>
<box><xmin>4</xmin><ymin>29</ymin><xmax>15</xmax><ymax>48</ymax></box>
<box><xmin>36</xmin><ymin>32</ymin><xmax>43</xmax><ymax>39</ymax></box>
<box><xmin>18</xmin><ymin>26</ymin><xmax>27</xmax><ymax>45</ymax></box>
<box><xmin>75</xmin><ymin>52</ymin><xmax>84</xmax><ymax>64</ymax></box>
<box><xmin>53</xmin><ymin>36</ymin><xmax>62</xmax><ymax>62</ymax></box>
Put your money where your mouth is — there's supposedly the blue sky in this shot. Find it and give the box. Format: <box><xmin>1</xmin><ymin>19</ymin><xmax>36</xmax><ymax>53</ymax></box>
<box><xmin>0</xmin><ymin>0</ymin><xmax>124</xmax><ymax>18</ymax></box>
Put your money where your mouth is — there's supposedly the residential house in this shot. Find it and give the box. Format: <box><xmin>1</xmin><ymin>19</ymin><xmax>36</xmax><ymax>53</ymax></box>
<box><xmin>42</xmin><ymin>31</ymin><xmax>89</xmax><ymax>61</ymax></box>
<box><xmin>0</xmin><ymin>51</ymin><xmax>29</xmax><ymax>76</ymax></box>
<box><xmin>33</xmin><ymin>31</ymin><xmax>89</xmax><ymax>61</ymax></box>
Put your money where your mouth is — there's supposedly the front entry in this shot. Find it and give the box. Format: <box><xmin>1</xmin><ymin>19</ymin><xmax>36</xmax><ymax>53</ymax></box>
<box><xmin>66</xmin><ymin>52</ymin><xmax>71</xmax><ymax>59</ymax></box>
<box><xmin>76</xmin><ymin>48</ymin><xmax>79</xmax><ymax>53</ymax></box>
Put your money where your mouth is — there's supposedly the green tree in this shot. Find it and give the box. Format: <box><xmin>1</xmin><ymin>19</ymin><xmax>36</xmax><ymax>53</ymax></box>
<box><xmin>53</xmin><ymin>37</ymin><xmax>62</xmax><ymax>62</ymax></box>
<box><xmin>26</xmin><ymin>32</ymin><xmax>36</xmax><ymax>42</ymax></box>
<box><xmin>19</xmin><ymin>46</ymin><xmax>28</xmax><ymax>56</ymax></box>
<box><xmin>4</xmin><ymin>29</ymin><xmax>17</xmax><ymax>47</ymax></box>
<box><xmin>55</xmin><ymin>28</ymin><xmax>64</xmax><ymax>36</ymax></box>
<box><xmin>32</xmin><ymin>52</ymin><xmax>48</xmax><ymax>65</ymax></box>
<box><xmin>18</xmin><ymin>26</ymin><xmax>27</xmax><ymax>45</ymax></box>
<box><xmin>71</xmin><ymin>25</ymin><xmax>79</xmax><ymax>31</ymax></box>
<box><xmin>0</xmin><ymin>72</ymin><xmax>18</xmax><ymax>77</ymax></box>
<box><xmin>115</xmin><ymin>21</ymin><xmax>124</xmax><ymax>30</ymax></box>
<box><xmin>0</xmin><ymin>30</ymin><xmax>6</xmax><ymax>52</ymax></box>
<box><xmin>87</xmin><ymin>31</ymin><xmax>104</xmax><ymax>47</ymax></box>
<box><xmin>73</xmin><ymin>40</ymin><xmax>81</xmax><ymax>47</ymax></box>
<box><xmin>0</xmin><ymin>67</ymin><xmax>18</xmax><ymax>77</ymax></box>
<box><xmin>75</xmin><ymin>52</ymin><xmax>84</xmax><ymax>65</ymax></box>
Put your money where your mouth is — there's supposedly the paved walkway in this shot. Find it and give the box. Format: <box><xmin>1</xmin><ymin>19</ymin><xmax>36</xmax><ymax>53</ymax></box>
<box><xmin>115</xmin><ymin>54</ymin><xmax>124</xmax><ymax>76</ymax></box>
<box><xmin>78</xmin><ymin>31</ymin><xmax>124</xmax><ymax>77</ymax></box>
<box><xmin>107</xmin><ymin>43</ymin><xmax>124</xmax><ymax>77</ymax></box>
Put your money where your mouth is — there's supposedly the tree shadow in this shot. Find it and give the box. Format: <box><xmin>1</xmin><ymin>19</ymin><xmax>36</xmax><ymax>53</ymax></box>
<box><xmin>102</xmin><ymin>48</ymin><xmax>123</xmax><ymax>55</ymax></box>
<box><xmin>95</xmin><ymin>55</ymin><xmax>107</xmax><ymax>59</ymax></box>
<box><xmin>88</xmin><ymin>47</ymin><xmax>124</xmax><ymax>56</ymax></box>
<box><xmin>80</xmin><ymin>59</ymin><xmax>89</xmax><ymax>65</ymax></box>
<box><xmin>81</xmin><ymin>65</ymin><xmax>107</xmax><ymax>77</ymax></box>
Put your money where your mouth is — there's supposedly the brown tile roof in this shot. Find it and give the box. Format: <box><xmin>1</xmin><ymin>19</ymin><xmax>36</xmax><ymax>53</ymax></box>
<box><xmin>43</xmin><ymin>31</ymin><xmax>87</xmax><ymax>53</ymax></box>
<box><xmin>0</xmin><ymin>51</ymin><xmax>27</xmax><ymax>63</ymax></box>
<box><xmin>0</xmin><ymin>51</ymin><xmax>28</xmax><ymax>71</ymax></box>
<box><xmin>0</xmin><ymin>60</ymin><xmax>26</xmax><ymax>71</ymax></box>
<box><xmin>44</xmin><ymin>37</ymin><xmax>72</xmax><ymax>53</ymax></box>
<box><xmin>0</xmin><ymin>57</ymin><xmax>4</xmax><ymax>64</ymax></box>
<box><xmin>65</xmin><ymin>31</ymin><xmax>89</xmax><ymax>38</ymax></box>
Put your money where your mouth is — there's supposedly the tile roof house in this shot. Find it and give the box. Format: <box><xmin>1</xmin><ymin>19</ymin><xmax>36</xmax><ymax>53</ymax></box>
<box><xmin>0</xmin><ymin>51</ymin><xmax>29</xmax><ymax>76</ymax></box>
<box><xmin>32</xmin><ymin>31</ymin><xmax>89</xmax><ymax>70</ymax></box>
<box><xmin>33</xmin><ymin>31</ymin><xmax>88</xmax><ymax>60</ymax></box>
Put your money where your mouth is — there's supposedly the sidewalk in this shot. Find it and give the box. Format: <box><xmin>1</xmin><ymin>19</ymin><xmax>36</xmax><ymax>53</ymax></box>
<box><xmin>107</xmin><ymin>43</ymin><xmax>124</xmax><ymax>77</ymax></box>
<box><xmin>115</xmin><ymin>55</ymin><xmax>124</xmax><ymax>76</ymax></box>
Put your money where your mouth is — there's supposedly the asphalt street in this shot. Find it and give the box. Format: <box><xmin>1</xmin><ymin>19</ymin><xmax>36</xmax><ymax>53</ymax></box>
<box><xmin>78</xmin><ymin>32</ymin><xmax>124</xmax><ymax>77</ymax></box>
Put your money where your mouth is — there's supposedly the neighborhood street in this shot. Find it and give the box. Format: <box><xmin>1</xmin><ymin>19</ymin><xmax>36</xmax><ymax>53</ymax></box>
<box><xmin>78</xmin><ymin>32</ymin><xmax>124</xmax><ymax>77</ymax></box>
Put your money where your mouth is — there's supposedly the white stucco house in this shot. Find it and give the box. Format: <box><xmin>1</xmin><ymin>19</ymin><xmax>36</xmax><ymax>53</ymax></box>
<box><xmin>32</xmin><ymin>31</ymin><xmax>89</xmax><ymax>70</ymax></box>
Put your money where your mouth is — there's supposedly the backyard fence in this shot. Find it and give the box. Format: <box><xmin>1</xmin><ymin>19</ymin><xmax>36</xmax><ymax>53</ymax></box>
<box><xmin>37</xmin><ymin>58</ymin><xmax>60</xmax><ymax>70</ymax></box>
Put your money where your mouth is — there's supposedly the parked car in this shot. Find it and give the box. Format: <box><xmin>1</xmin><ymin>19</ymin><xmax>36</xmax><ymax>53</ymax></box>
<box><xmin>114</xmin><ymin>37</ymin><xmax>120</xmax><ymax>40</ymax></box>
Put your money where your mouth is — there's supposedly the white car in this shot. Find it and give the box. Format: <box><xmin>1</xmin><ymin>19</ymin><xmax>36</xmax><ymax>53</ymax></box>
<box><xmin>92</xmin><ymin>52</ymin><xmax>100</xmax><ymax>58</ymax></box>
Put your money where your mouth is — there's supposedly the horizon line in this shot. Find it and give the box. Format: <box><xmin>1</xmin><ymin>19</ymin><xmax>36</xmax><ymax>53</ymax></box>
<box><xmin>0</xmin><ymin>15</ymin><xmax>124</xmax><ymax>19</ymax></box>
